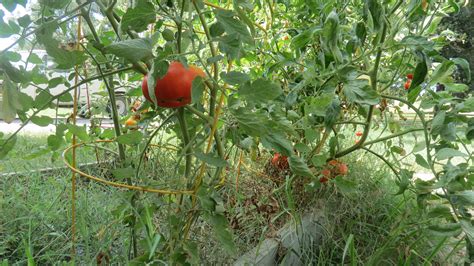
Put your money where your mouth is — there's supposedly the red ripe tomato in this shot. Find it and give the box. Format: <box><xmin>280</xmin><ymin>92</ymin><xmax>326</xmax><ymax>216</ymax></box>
<box><xmin>279</xmin><ymin>155</ymin><xmax>289</xmax><ymax>169</ymax></box>
<box><xmin>272</xmin><ymin>153</ymin><xmax>280</xmax><ymax>166</ymax></box>
<box><xmin>336</xmin><ymin>163</ymin><xmax>348</xmax><ymax>175</ymax></box>
<box><xmin>321</xmin><ymin>168</ymin><xmax>331</xmax><ymax>178</ymax></box>
<box><xmin>404</xmin><ymin>80</ymin><xmax>411</xmax><ymax>90</ymax></box>
<box><xmin>272</xmin><ymin>153</ymin><xmax>289</xmax><ymax>170</ymax></box>
<box><xmin>319</xmin><ymin>176</ymin><xmax>329</xmax><ymax>183</ymax></box>
<box><xmin>406</xmin><ymin>73</ymin><xmax>413</xmax><ymax>80</ymax></box>
<box><xmin>355</xmin><ymin>131</ymin><xmax>363</xmax><ymax>137</ymax></box>
<box><xmin>142</xmin><ymin>61</ymin><xmax>205</xmax><ymax>108</ymax></box>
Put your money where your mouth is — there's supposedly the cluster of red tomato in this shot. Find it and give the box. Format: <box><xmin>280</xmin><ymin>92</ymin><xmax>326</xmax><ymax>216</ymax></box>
<box><xmin>271</xmin><ymin>153</ymin><xmax>289</xmax><ymax>170</ymax></box>
<box><xmin>404</xmin><ymin>73</ymin><xmax>413</xmax><ymax>90</ymax></box>
<box><xmin>319</xmin><ymin>159</ymin><xmax>348</xmax><ymax>183</ymax></box>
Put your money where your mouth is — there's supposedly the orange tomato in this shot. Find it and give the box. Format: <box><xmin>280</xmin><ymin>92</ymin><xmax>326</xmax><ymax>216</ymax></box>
<box><xmin>125</xmin><ymin>117</ymin><xmax>138</xmax><ymax>128</ymax></box>
<box><xmin>142</xmin><ymin>61</ymin><xmax>205</xmax><ymax>108</ymax></box>
<box><xmin>355</xmin><ymin>131</ymin><xmax>363</xmax><ymax>137</ymax></box>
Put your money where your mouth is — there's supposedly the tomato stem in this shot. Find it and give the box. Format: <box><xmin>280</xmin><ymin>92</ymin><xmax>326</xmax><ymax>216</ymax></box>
<box><xmin>177</xmin><ymin>107</ymin><xmax>192</xmax><ymax>179</ymax></box>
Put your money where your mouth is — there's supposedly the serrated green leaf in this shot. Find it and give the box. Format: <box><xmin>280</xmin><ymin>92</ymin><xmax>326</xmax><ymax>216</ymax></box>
<box><xmin>214</xmin><ymin>9</ymin><xmax>252</xmax><ymax>43</ymax></box>
<box><xmin>116</xmin><ymin>131</ymin><xmax>143</xmax><ymax>145</ymax></box>
<box><xmin>47</xmin><ymin>134</ymin><xmax>63</xmax><ymax>151</ymax></box>
<box><xmin>31</xmin><ymin>115</ymin><xmax>53</xmax><ymax>127</ymax></box>
<box><xmin>239</xmin><ymin>78</ymin><xmax>282</xmax><ymax>103</ymax></box>
<box><xmin>261</xmin><ymin>133</ymin><xmax>293</xmax><ymax>157</ymax></box>
<box><xmin>0</xmin><ymin>75</ymin><xmax>21</xmax><ymax>123</ymax></box>
<box><xmin>289</xmin><ymin>155</ymin><xmax>314</xmax><ymax>178</ymax></box>
<box><xmin>161</xmin><ymin>28</ymin><xmax>174</xmax><ymax>41</ymax></box>
<box><xmin>435</xmin><ymin>148</ymin><xmax>468</xmax><ymax>160</ymax></box>
<box><xmin>105</xmin><ymin>38</ymin><xmax>153</xmax><ymax>62</ymax></box>
<box><xmin>428</xmin><ymin>223</ymin><xmax>462</xmax><ymax>237</ymax></box>
<box><xmin>191</xmin><ymin>76</ymin><xmax>205</xmax><ymax>104</ymax></box>
<box><xmin>0</xmin><ymin>134</ymin><xmax>17</xmax><ymax>160</ymax></box>
<box><xmin>67</xmin><ymin>124</ymin><xmax>90</xmax><ymax>142</ymax></box>
<box><xmin>429</xmin><ymin>61</ymin><xmax>454</xmax><ymax>87</ymax></box>
<box><xmin>120</xmin><ymin>0</ymin><xmax>156</xmax><ymax>33</ymax></box>
<box><xmin>431</xmin><ymin>111</ymin><xmax>445</xmax><ymax>136</ymax></box>
<box><xmin>221</xmin><ymin>71</ymin><xmax>250</xmax><ymax>85</ymax></box>
<box><xmin>427</xmin><ymin>205</ymin><xmax>452</xmax><ymax>218</ymax></box>
<box><xmin>409</xmin><ymin>60</ymin><xmax>428</xmax><ymax>90</ymax></box>
<box><xmin>210</xmin><ymin>22</ymin><xmax>225</xmax><ymax>37</ymax></box>
<box><xmin>112</xmin><ymin>167</ymin><xmax>135</xmax><ymax>180</ymax></box>
<box><xmin>454</xmin><ymin>190</ymin><xmax>474</xmax><ymax>205</ymax></box>
<box><xmin>415</xmin><ymin>154</ymin><xmax>430</xmax><ymax>169</ymax></box>
<box><xmin>195</xmin><ymin>152</ymin><xmax>227</xmax><ymax>167</ymax></box>
<box><xmin>203</xmin><ymin>213</ymin><xmax>236</xmax><ymax>255</ymax></box>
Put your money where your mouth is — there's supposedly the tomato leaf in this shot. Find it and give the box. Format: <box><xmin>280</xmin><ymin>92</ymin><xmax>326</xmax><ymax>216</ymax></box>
<box><xmin>429</xmin><ymin>60</ymin><xmax>454</xmax><ymax>87</ymax></box>
<box><xmin>195</xmin><ymin>152</ymin><xmax>227</xmax><ymax>167</ymax></box>
<box><xmin>116</xmin><ymin>131</ymin><xmax>143</xmax><ymax>146</ymax></box>
<box><xmin>203</xmin><ymin>212</ymin><xmax>236</xmax><ymax>255</ymax></box>
<box><xmin>342</xmin><ymin>70</ymin><xmax>379</xmax><ymax>105</ymax></box>
<box><xmin>232</xmin><ymin>108</ymin><xmax>269</xmax><ymax>136</ymax></box>
<box><xmin>324</xmin><ymin>98</ymin><xmax>341</xmax><ymax>130</ymax></box>
<box><xmin>454</xmin><ymin>191</ymin><xmax>474</xmax><ymax>205</ymax></box>
<box><xmin>112</xmin><ymin>167</ymin><xmax>135</xmax><ymax>180</ymax></box>
<box><xmin>261</xmin><ymin>133</ymin><xmax>293</xmax><ymax>157</ymax></box>
<box><xmin>239</xmin><ymin>78</ymin><xmax>282</xmax><ymax>103</ymax></box>
<box><xmin>0</xmin><ymin>75</ymin><xmax>21</xmax><ymax>123</ymax></box>
<box><xmin>31</xmin><ymin>115</ymin><xmax>53</xmax><ymax>127</ymax></box>
<box><xmin>35</xmin><ymin>21</ymin><xmax>86</xmax><ymax>69</ymax></box>
<box><xmin>191</xmin><ymin>76</ymin><xmax>205</xmax><ymax>104</ymax></box>
<box><xmin>452</xmin><ymin>58</ymin><xmax>471</xmax><ymax>83</ymax></box>
<box><xmin>47</xmin><ymin>134</ymin><xmax>63</xmax><ymax>151</ymax></box>
<box><xmin>214</xmin><ymin>9</ymin><xmax>252</xmax><ymax>44</ymax></box>
<box><xmin>120</xmin><ymin>0</ymin><xmax>156</xmax><ymax>33</ymax></box>
<box><xmin>323</xmin><ymin>11</ymin><xmax>342</xmax><ymax>62</ymax></box>
<box><xmin>435</xmin><ymin>148</ymin><xmax>468</xmax><ymax>160</ymax></box>
<box><xmin>430</xmin><ymin>111</ymin><xmax>445</xmax><ymax>136</ymax></box>
<box><xmin>289</xmin><ymin>155</ymin><xmax>314</xmax><ymax>178</ymax></box>
<box><xmin>0</xmin><ymin>134</ymin><xmax>17</xmax><ymax>160</ymax></box>
<box><xmin>221</xmin><ymin>71</ymin><xmax>250</xmax><ymax>85</ymax></box>
<box><xmin>409</xmin><ymin>59</ymin><xmax>428</xmax><ymax>90</ymax></box>
<box><xmin>67</xmin><ymin>124</ymin><xmax>90</xmax><ymax>142</ymax></box>
<box><xmin>217</xmin><ymin>34</ymin><xmax>244</xmax><ymax>59</ymax></box>
<box><xmin>427</xmin><ymin>205</ymin><xmax>452</xmax><ymax>219</ymax></box>
<box><xmin>428</xmin><ymin>223</ymin><xmax>462</xmax><ymax>237</ymax></box>
<box><xmin>415</xmin><ymin>154</ymin><xmax>430</xmax><ymax>169</ymax></box>
<box><xmin>105</xmin><ymin>38</ymin><xmax>154</xmax><ymax>62</ymax></box>
<box><xmin>395</xmin><ymin>169</ymin><xmax>412</xmax><ymax>195</ymax></box>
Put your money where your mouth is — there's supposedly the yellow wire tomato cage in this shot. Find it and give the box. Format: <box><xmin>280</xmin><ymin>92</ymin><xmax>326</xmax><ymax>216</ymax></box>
<box><xmin>62</xmin><ymin>139</ymin><xmax>195</xmax><ymax>195</ymax></box>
